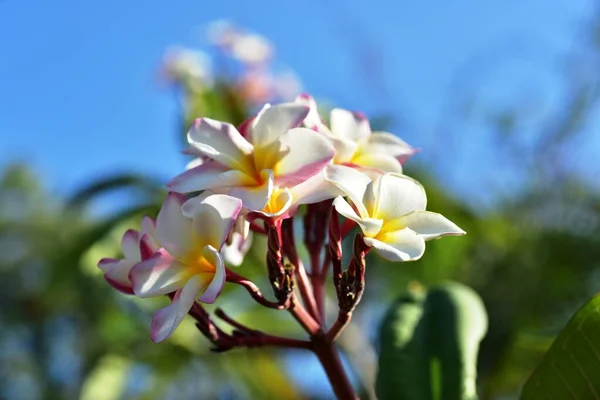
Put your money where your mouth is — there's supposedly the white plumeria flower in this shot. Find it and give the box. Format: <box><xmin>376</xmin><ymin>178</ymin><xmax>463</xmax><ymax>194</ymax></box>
<box><xmin>296</xmin><ymin>94</ymin><xmax>416</xmax><ymax>173</ymax></box>
<box><xmin>97</xmin><ymin>217</ymin><xmax>158</xmax><ymax>294</ymax></box>
<box><xmin>231</xmin><ymin>33</ymin><xmax>273</xmax><ymax>65</ymax></box>
<box><xmin>251</xmin><ymin>165</ymin><xmax>345</xmax><ymax>221</ymax></box>
<box><xmin>129</xmin><ymin>192</ymin><xmax>242</xmax><ymax>343</ymax></box>
<box><xmin>326</xmin><ymin>165</ymin><xmax>465</xmax><ymax>261</ymax></box>
<box><xmin>162</xmin><ymin>46</ymin><xmax>213</xmax><ymax>87</ymax></box>
<box><xmin>168</xmin><ymin>102</ymin><xmax>336</xmax><ymax>212</ymax></box>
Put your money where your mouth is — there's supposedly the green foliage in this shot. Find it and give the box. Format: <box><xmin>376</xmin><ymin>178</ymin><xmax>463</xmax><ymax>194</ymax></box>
<box><xmin>376</xmin><ymin>282</ymin><xmax>488</xmax><ymax>400</ymax></box>
<box><xmin>520</xmin><ymin>295</ymin><xmax>600</xmax><ymax>399</ymax></box>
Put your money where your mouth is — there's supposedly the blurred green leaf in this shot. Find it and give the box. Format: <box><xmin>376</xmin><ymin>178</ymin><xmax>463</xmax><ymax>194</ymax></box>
<box><xmin>66</xmin><ymin>173</ymin><xmax>165</xmax><ymax>211</ymax></box>
<box><xmin>520</xmin><ymin>295</ymin><xmax>600</xmax><ymax>399</ymax></box>
<box><xmin>376</xmin><ymin>282</ymin><xmax>488</xmax><ymax>400</ymax></box>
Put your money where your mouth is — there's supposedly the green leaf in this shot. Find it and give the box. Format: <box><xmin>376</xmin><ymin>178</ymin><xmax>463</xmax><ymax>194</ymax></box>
<box><xmin>427</xmin><ymin>282</ymin><xmax>487</xmax><ymax>400</ymax></box>
<box><xmin>520</xmin><ymin>295</ymin><xmax>600</xmax><ymax>399</ymax></box>
<box><xmin>376</xmin><ymin>282</ymin><xmax>488</xmax><ymax>400</ymax></box>
<box><xmin>376</xmin><ymin>287</ymin><xmax>432</xmax><ymax>400</ymax></box>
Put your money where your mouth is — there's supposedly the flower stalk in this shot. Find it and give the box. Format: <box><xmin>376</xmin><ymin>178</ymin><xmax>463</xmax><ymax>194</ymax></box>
<box><xmin>97</xmin><ymin>96</ymin><xmax>465</xmax><ymax>399</ymax></box>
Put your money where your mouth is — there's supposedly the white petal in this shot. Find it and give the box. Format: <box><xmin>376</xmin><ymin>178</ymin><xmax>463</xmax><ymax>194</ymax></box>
<box><xmin>185</xmin><ymin>157</ymin><xmax>204</xmax><ymax>170</ymax></box>
<box><xmin>256</xmin><ymin>187</ymin><xmax>294</xmax><ymax>219</ymax></box>
<box><xmin>156</xmin><ymin>193</ymin><xmax>194</xmax><ymax>258</ymax></box>
<box><xmin>294</xmin><ymin>94</ymin><xmax>329</xmax><ymax>133</ymax></box>
<box><xmin>333</xmin><ymin>196</ymin><xmax>382</xmax><ymax>237</ymax></box>
<box><xmin>331</xmin><ymin>137</ymin><xmax>358</xmax><ymax>163</ymax></box>
<box><xmin>358</xmin><ymin>132</ymin><xmax>414</xmax><ymax>159</ymax></box>
<box><xmin>350</xmin><ymin>154</ymin><xmax>404</xmax><ymax>174</ymax></box>
<box><xmin>273</xmin><ymin>127</ymin><xmax>335</xmax><ymax>187</ymax></box>
<box><xmin>290</xmin><ymin>169</ymin><xmax>344</xmax><ymax>206</ymax></box>
<box><xmin>198</xmin><ymin>245</ymin><xmax>226</xmax><ymax>303</ymax></box>
<box><xmin>399</xmin><ymin>211</ymin><xmax>465</xmax><ymax>240</ymax></box>
<box><xmin>222</xmin><ymin>232</ymin><xmax>253</xmax><ymax>267</ymax></box>
<box><xmin>140</xmin><ymin>216</ymin><xmax>159</xmax><ymax>252</ymax></box>
<box><xmin>183</xmin><ymin>194</ymin><xmax>243</xmax><ymax>249</ymax></box>
<box><xmin>129</xmin><ymin>249</ymin><xmax>192</xmax><ymax>297</ymax></box>
<box><xmin>98</xmin><ymin>258</ymin><xmax>135</xmax><ymax>294</ymax></box>
<box><xmin>330</xmin><ymin>108</ymin><xmax>371</xmax><ymax>142</ymax></box>
<box><xmin>325</xmin><ymin>165</ymin><xmax>371</xmax><ymax>218</ymax></box>
<box><xmin>229</xmin><ymin>169</ymin><xmax>274</xmax><ymax>211</ymax></box>
<box><xmin>121</xmin><ymin>229</ymin><xmax>141</xmax><ymax>260</ymax></box>
<box><xmin>150</xmin><ymin>275</ymin><xmax>203</xmax><ymax>343</ymax></box>
<box><xmin>364</xmin><ymin>228</ymin><xmax>425</xmax><ymax>261</ymax></box>
<box><xmin>372</xmin><ymin>174</ymin><xmax>427</xmax><ymax>221</ymax></box>
<box><xmin>250</xmin><ymin>103</ymin><xmax>309</xmax><ymax>148</ymax></box>
<box><xmin>188</xmin><ymin>118</ymin><xmax>254</xmax><ymax>171</ymax></box>
<box><xmin>168</xmin><ymin>163</ymin><xmax>253</xmax><ymax>194</ymax></box>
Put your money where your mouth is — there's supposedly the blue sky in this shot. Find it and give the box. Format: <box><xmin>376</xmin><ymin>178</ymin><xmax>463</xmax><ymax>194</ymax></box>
<box><xmin>0</xmin><ymin>0</ymin><xmax>594</xmax><ymax>205</ymax></box>
<box><xmin>0</xmin><ymin>0</ymin><xmax>595</xmax><ymax>396</ymax></box>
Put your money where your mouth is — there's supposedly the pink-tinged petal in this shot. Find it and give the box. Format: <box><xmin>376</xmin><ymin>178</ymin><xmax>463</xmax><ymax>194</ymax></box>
<box><xmin>250</xmin><ymin>103</ymin><xmax>309</xmax><ymax>148</ymax></box>
<box><xmin>330</xmin><ymin>108</ymin><xmax>371</xmax><ymax>142</ymax></box>
<box><xmin>290</xmin><ymin>168</ymin><xmax>344</xmax><ymax>206</ymax></box>
<box><xmin>372</xmin><ymin>174</ymin><xmax>427</xmax><ymax>221</ymax></box>
<box><xmin>399</xmin><ymin>211</ymin><xmax>465</xmax><ymax>240</ymax></box>
<box><xmin>150</xmin><ymin>275</ymin><xmax>203</xmax><ymax>343</ymax></box>
<box><xmin>273</xmin><ymin>127</ymin><xmax>335</xmax><ymax>187</ymax></box>
<box><xmin>129</xmin><ymin>249</ymin><xmax>192</xmax><ymax>297</ymax></box>
<box><xmin>185</xmin><ymin>158</ymin><xmax>204</xmax><ymax>170</ymax></box>
<box><xmin>156</xmin><ymin>193</ymin><xmax>193</xmax><ymax>258</ymax></box>
<box><xmin>229</xmin><ymin>169</ymin><xmax>273</xmax><ymax>211</ymax></box>
<box><xmin>333</xmin><ymin>196</ymin><xmax>382</xmax><ymax>237</ymax></box>
<box><xmin>187</xmin><ymin>118</ymin><xmax>254</xmax><ymax>171</ymax></box>
<box><xmin>139</xmin><ymin>235</ymin><xmax>157</xmax><ymax>260</ymax></box>
<box><xmin>121</xmin><ymin>230</ymin><xmax>141</xmax><ymax>260</ymax></box>
<box><xmin>198</xmin><ymin>245</ymin><xmax>226</xmax><ymax>303</ymax></box>
<box><xmin>140</xmin><ymin>217</ymin><xmax>159</xmax><ymax>252</ymax></box>
<box><xmin>98</xmin><ymin>258</ymin><xmax>135</xmax><ymax>294</ymax></box>
<box><xmin>351</xmin><ymin>154</ymin><xmax>404</xmax><ymax>174</ymax></box>
<box><xmin>294</xmin><ymin>94</ymin><xmax>329</xmax><ymax>133</ymax></box>
<box><xmin>358</xmin><ymin>132</ymin><xmax>415</xmax><ymax>159</ymax></box>
<box><xmin>237</xmin><ymin>116</ymin><xmax>255</xmax><ymax>138</ymax></box>
<box><xmin>364</xmin><ymin>228</ymin><xmax>426</xmax><ymax>262</ymax></box>
<box><xmin>168</xmin><ymin>162</ymin><xmax>253</xmax><ymax>194</ymax></box>
<box><xmin>182</xmin><ymin>194</ymin><xmax>243</xmax><ymax>249</ymax></box>
<box><xmin>325</xmin><ymin>165</ymin><xmax>371</xmax><ymax>218</ymax></box>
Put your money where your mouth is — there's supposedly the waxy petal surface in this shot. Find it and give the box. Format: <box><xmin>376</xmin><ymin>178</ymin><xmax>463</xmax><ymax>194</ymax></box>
<box><xmin>130</xmin><ymin>249</ymin><xmax>192</xmax><ymax>297</ymax></box>
<box><xmin>156</xmin><ymin>193</ymin><xmax>194</xmax><ymax>259</ymax></box>
<box><xmin>274</xmin><ymin>127</ymin><xmax>335</xmax><ymax>187</ymax></box>
<box><xmin>364</xmin><ymin>228</ymin><xmax>426</xmax><ymax>261</ymax></box>
<box><xmin>399</xmin><ymin>211</ymin><xmax>465</xmax><ymax>240</ymax></box>
<box><xmin>150</xmin><ymin>275</ymin><xmax>204</xmax><ymax>343</ymax></box>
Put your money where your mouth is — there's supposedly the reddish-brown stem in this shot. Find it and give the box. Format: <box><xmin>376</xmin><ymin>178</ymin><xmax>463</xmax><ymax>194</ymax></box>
<box><xmin>326</xmin><ymin>311</ymin><xmax>352</xmax><ymax>343</ymax></box>
<box><xmin>213</xmin><ymin>308</ymin><xmax>313</xmax><ymax>350</ymax></box>
<box><xmin>288</xmin><ymin>295</ymin><xmax>322</xmax><ymax>335</ymax></box>
<box><xmin>282</xmin><ymin>218</ymin><xmax>320</xmax><ymax>321</ymax></box>
<box><xmin>249</xmin><ymin>220</ymin><xmax>267</xmax><ymax>234</ymax></box>
<box><xmin>296</xmin><ymin>260</ymin><xmax>321</xmax><ymax>321</ymax></box>
<box><xmin>226</xmin><ymin>268</ymin><xmax>288</xmax><ymax>309</ymax></box>
<box><xmin>313</xmin><ymin>338</ymin><xmax>358</xmax><ymax>400</ymax></box>
<box><xmin>311</xmin><ymin>273</ymin><xmax>325</xmax><ymax>322</ymax></box>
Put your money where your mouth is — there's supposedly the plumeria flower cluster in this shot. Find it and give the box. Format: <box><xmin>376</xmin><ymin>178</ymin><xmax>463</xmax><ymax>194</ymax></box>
<box><xmin>97</xmin><ymin>95</ymin><xmax>464</xmax><ymax>397</ymax></box>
